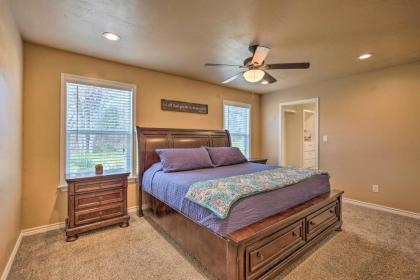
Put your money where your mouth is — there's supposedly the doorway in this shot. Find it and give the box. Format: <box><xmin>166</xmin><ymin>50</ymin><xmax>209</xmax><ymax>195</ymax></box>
<box><xmin>278</xmin><ymin>98</ymin><xmax>319</xmax><ymax>169</ymax></box>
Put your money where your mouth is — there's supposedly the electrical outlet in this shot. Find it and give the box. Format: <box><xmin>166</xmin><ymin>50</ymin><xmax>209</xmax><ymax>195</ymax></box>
<box><xmin>372</xmin><ymin>185</ymin><xmax>379</xmax><ymax>193</ymax></box>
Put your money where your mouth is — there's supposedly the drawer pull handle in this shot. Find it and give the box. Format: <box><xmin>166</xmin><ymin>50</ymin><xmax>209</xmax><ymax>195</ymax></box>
<box><xmin>99</xmin><ymin>196</ymin><xmax>103</xmax><ymax>201</ymax></box>
<box><xmin>330</xmin><ymin>209</ymin><xmax>335</xmax><ymax>214</ymax></box>
<box><xmin>99</xmin><ymin>211</ymin><xmax>103</xmax><ymax>216</ymax></box>
<box><xmin>292</xmin><ymin>231</ymin><xmax>297</xmax><ymax>236</ymax></box>
<box><xmin>310</xmin><ymin>221</ymin><xmax>315</xmax><ymax>225</ymax></box>
<box><xmin>256</xmin><ymin>251</ymin><xmax>263</xmax><ymax>258</ymax></box>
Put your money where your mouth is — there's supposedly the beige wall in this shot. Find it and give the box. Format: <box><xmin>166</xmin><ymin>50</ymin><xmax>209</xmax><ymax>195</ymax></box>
<box><xmin>262</xmin><ymin>62</ymin><xmax>420</xmax><ymax>213</ymax></box>
<box><xmin>22</xmin><ymin>43</ymin><xmax>261</xmax><ymax>229</ymax></box>
<box><xmin>0</xmin><ymin>0</ymin><xmax>23</xmax><ymax>274</ymax></box>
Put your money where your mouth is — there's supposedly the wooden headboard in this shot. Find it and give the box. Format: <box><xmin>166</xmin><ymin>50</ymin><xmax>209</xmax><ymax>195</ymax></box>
<box><xmin>136</xmin><ymin>127</ymin><xmax>231</xmax><ymax>185</ymax></box>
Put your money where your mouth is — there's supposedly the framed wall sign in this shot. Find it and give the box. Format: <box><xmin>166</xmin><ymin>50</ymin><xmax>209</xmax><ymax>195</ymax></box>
<box><xmin>161</xmin><ymin>99</ymin><xmax>208</xmax><ymax>114</ymax></box>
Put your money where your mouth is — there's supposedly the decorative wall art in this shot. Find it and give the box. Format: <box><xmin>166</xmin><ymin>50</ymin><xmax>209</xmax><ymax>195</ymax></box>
<box><xmin>161</xmin><ymin>99</ymin><xmax>208</xmax><ymax>114</ymax></box>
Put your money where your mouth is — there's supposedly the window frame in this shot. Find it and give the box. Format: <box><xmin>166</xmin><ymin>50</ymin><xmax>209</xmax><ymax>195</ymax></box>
<box><xmin>222</xmin><ymin>100</ymin><xmax>252</xmax><ymax>158</ymax></box>
<box><xmin>59</xmin><ymin>73</ymin><xmax>137</xmax><ymax>190</ymax></box>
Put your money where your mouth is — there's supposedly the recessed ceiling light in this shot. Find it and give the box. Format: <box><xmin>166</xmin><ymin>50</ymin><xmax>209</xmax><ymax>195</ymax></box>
<box><xmin>261</xmin><ymin>80</ymin><xmax>269</xmax><ymax>85</ymax></box>
<box><xmin>358</xmin><ymin>53</ymin><xmax>372</xmax><ymax>60</ymax></box>
<box><xmin>102</xmin><ymin>32</ymin><xmax>120</xmax><ymax>41</ymax></box>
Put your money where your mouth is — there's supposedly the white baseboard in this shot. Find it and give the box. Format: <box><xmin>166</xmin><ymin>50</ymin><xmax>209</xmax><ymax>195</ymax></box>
<box><xmin>21</xmin><ymin>221</ymin><xmax>65</xmax><ymax>237</ymax></box>
<box><xmin>128</xmin><ymin>206</ymin><xmax>138</xmax><ymax>214</ymax></box>
<box><xmin>1</xmin><ymin>232</ymin><xmax>23</xmax><ymax>280</ymax></box>
<box><xmin>128</xmin><ymin>204</ymin><xmax>151</xmax><ymax>213</ymax></box>
<box><xmin>17</xmin><ymin>202</ymin><xmax>417</xmax><ymax>236</ymax></box>
<box><xmin>343</xmin><ymin>197</ymin><xmax>420</xmax><ymax>220</ymax></box>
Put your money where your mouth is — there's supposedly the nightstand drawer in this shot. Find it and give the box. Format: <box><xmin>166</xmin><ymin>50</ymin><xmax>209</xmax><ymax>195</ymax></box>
<box><xmin>75</xmin><ymin>203</ymin><xmax>124</xmax><ymax>226</ymax></box>
<box><xmin>74</xmin><ymin>178</ymin><xmax>124</xmax><ymax>193</ymax></box>
<box><xmin>75</xmin><ymin>189</ymin><xmax>123</xmax><ymax>210</ymax></box>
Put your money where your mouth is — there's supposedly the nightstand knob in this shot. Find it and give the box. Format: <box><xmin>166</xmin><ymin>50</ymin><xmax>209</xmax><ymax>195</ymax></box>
<box><xmin>99</xmin><ymin>211</ymin><xmax>103</xmax><ymax>216</ymax></box>
<box><xmin>99</xmin><ymin>196</ymin><xmax>103</xmax><ymax>201</ymax></box>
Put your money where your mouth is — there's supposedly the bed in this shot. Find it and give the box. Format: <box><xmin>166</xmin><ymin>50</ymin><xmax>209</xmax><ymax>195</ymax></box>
<box><xmin>136</xmin><ymin>127</ymin><xmax>343</xmax><ymax>280</ymax></box>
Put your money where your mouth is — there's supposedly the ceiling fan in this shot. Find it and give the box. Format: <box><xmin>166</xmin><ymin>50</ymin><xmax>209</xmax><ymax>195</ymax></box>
<box><xmin>205</xmin><ymin>45</ymin><xmax>310</xmax><ymax>84</ymax></box>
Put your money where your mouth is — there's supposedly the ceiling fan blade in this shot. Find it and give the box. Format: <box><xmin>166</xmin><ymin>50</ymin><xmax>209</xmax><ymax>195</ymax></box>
<box><xmin>222</xmin><ymin>72</ymin><xmax>243</xmax><ymax>84</ymax></box>
<box><xmin>205</xmin><ymin>63</ymin><xmax>243</xmax><ymax>67</ymax></box>
<box><xmin>251</xmin><ymin>46</ymin><xmax>270</xmax><ymax>65</ymax></box>
<box><xmin>262</xmin><ymin>71</ymin><xmax>277</xmax><ymax>84</ymax></box>
<box><xmin>267</xmin><ymin>62</ymin><xmax>310</xmax><ymax>69</ymax></box>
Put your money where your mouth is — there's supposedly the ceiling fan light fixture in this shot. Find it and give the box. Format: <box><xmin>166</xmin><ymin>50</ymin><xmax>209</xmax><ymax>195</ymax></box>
<box><xmin>205</xmin><ymin>44</ymin><xmax>310</xmax><ymax>84</ymax></box>
<box><xmin>243</xmin><ymin>69</ymin><xmax>265</xmax><ymax>83</ymax></box>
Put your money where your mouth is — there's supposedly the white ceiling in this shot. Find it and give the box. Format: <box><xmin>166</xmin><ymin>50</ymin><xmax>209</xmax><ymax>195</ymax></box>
<box><xmin>11</xmin><ymin>0</ymin><xmax>420</xmax><ymax>93</ymax></box>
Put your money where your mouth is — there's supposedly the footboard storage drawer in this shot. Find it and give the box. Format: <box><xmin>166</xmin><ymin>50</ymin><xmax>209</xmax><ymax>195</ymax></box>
<box><xmin>245</xmin><ymin>219</ymin><xmax>306</xmax><ymax>280</ymax></box>
<box><xmin>306</xmin><ymin>201</ymin><xmax>339</xmax><ymax>240</ymax></box>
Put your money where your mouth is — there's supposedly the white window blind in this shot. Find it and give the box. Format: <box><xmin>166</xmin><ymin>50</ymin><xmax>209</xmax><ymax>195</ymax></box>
<box><xmin>65</xmin><ymin>82</ymin><xmax>133</xmax><ymax>177</ymax></box>
<box><xmin>223</xmin><ymin>102</ymin><xmax>251</xmax><ymax>157</ymax></box>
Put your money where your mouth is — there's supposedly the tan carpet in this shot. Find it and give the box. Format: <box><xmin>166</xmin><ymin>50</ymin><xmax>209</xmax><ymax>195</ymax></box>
<box><xmin>8</xmin><ymin>203</ymin><xmax>420</xmax><ymax>280</ymax></box>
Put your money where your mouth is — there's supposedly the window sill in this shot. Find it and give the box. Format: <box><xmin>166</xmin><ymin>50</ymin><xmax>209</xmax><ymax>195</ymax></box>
<box><xmin>58</xmin><ymin>175</ymin><xmax>137</xmax><ymax>192</ymax></box>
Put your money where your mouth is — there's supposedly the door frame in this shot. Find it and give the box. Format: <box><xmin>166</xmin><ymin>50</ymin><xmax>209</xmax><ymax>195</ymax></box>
<box><xmin>278</xmin><ymin>97</ymin><xmax>319</xmax><ymax>168</ymax></box>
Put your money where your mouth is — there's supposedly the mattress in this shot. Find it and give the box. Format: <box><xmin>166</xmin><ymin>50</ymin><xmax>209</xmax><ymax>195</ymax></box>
<box><xmin>142</xmin><ymin>162</ymin><xmax>330</xmax><ymax>236</ymax></box>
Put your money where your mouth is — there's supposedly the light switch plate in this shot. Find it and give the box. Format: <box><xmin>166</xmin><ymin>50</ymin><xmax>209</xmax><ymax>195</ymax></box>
<box><xmin>323</xmin><ymin>135</ymin><xmax>328</xmax><ymax>143</ymax></box>
<box><xmin>372</xmin><ymin>185</ymin><xmax>379</xmax><ymax>192</ymax></box>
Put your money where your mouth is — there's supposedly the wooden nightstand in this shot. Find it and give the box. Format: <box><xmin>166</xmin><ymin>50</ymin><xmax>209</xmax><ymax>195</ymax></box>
<box><xmin>247</xmin><ymin>158</ymin><xmax>268</xmax><ymax>164</ymax></box>
<box><xmin>65</xmin><ymin>172</ymin><xmax>130</xmax><ymax>242</ymax></box>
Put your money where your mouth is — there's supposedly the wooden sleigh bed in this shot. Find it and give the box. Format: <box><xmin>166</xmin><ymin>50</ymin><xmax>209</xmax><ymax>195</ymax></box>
<box><xmin>136</xmin><ymin>127</ymin><xmax>343</xmax><ymax>280</ymax></box>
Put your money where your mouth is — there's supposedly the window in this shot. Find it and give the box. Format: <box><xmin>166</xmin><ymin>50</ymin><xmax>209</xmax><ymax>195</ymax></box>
<box><xmin>60</xmin><ymin>74</ymin><xmax>136</xmax><ymax>187</ymax></box>
<box><xmin>223</xmin><ymin>101</ymin><xmax>251</xmax><ymax>158</ymax></box>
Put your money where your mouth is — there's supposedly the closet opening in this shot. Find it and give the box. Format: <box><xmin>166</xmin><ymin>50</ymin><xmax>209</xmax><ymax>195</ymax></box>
<box><xmin>278</xmin><ymin>98</ymin><xmax>319</xmax><ymax>169</ymax></box>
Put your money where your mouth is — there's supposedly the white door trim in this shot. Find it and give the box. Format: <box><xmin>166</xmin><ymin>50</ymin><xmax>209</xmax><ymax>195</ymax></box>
<box><xmin>278</xmin><ymin>97</ymin><xmax>319</xmax><ymax>168</ymax></box>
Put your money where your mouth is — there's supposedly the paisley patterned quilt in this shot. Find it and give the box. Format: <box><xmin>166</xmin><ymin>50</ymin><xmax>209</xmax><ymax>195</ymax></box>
<box><xmin>185</xmin><ymin>167</ymin><xmax>328</xmax><ymax>219</ymax></box>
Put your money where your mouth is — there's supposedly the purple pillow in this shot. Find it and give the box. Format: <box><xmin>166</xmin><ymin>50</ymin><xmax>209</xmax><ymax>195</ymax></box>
<box><xmin>205</xmin><ymin>147</ymin><xmax>247</xmax><ymax>167</ymax></box>
<box><xmin>156</xmin><ymin>147</ymin><xmax>214</xmax><ymax>172</ymax></box>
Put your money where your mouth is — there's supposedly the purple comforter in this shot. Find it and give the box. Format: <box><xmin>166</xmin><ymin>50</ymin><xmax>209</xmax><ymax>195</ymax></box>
<box><xmin>142</xmin><ymin>162</ymin><xmax>330</xmax><ymax>237</ymax></box>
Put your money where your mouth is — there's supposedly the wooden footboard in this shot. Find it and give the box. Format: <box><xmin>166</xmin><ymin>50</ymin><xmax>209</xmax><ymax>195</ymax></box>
<box><xmin>143</xmin><ymin>190</ymin><xmax>343</xmax><ymax>280</ymax></box>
